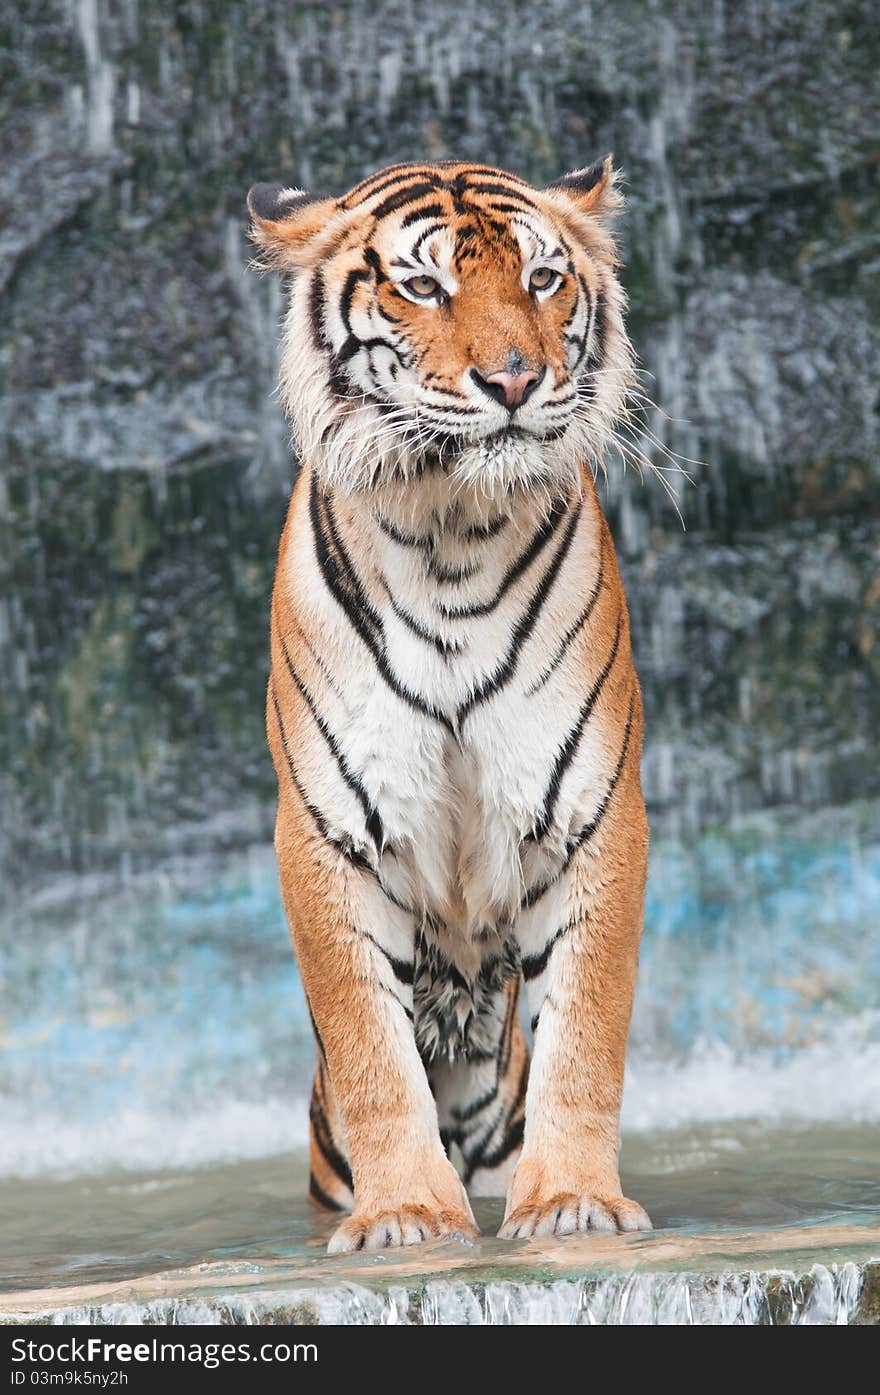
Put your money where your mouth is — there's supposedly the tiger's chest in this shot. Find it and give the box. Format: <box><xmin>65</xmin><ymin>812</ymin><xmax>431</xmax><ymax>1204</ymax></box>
<box><xmin>298</xmin><ymin>483</ymin><xmax>608</xmax><ymax>933</ymax></box>
<box><xmin>285</xmin><ymin>474</ymin><xmax>625</xmax><ymax>1057</ymax></box>
<box><xmin>349</xmin><ymin>662</ymin><xmax>563</xmax><ymax>1061</ymax></box>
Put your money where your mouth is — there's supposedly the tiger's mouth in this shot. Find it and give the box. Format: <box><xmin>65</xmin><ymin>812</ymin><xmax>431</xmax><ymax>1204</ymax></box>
<box><xmin>477</xmin><ymin>419</ymin><xmax>571</xmax><ymax>446</ymax></box>
<box><xmin>485</xmin><ymin>424</ymin><xmax>527</xmax><ymax>442</ymax></box>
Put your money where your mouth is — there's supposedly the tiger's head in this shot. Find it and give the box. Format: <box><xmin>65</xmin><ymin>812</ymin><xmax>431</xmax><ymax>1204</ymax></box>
<box><xmin>248</xmin><ymin>158</ymin><xmax>633</xmax><ymax>502</ymax></box>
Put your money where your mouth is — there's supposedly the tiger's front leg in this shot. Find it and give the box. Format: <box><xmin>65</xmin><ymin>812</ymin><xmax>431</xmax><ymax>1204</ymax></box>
<box><xmin>502</xmin><ymin>755</ymin><xmax>652</xmax><ymax>1239</ymax></box>
<box><xmin>274</xmin><ymin>790</ymin><xmax>477</xmax><ymax>1254</ymax></box>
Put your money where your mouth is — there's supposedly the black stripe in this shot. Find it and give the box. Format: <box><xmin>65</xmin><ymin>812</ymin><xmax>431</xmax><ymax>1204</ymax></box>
<box><xmin>334</xmin><ymin>334</ymin><xmax>362</xmax><ymax>365</ymax></box>
<box><xmin>529</xmin><ymin>613</ymin><xmax>623</xmax><ymax>842</ymax></box>
<box><xmin>466</xmin><ymin>211</ymin><xmax>512</xmax><ymax>239</ymax></box>
<box><xmin>590</xmin><ymin>290</ymin><xmax>606</xmax><ymax>365</ymax></box>
<box><xmin>527</xmin><ymin>531</ymin><xmax>605</xmax><ymax>695</ymax></box>
<box><xmin>467</xmin><ymin>1050</ymin><xmax>529</xmax><ymax>1180</ymax></box>
<box><xmin>309</xmin><ymin>476</ymin><xmax>453</xmax><ymax>732</ymax></box>
<box><xmin>460</xmin><ymin>1107</ymin><xmax>504</xmax><ymax>1169</ymax></box>
<box><xmin>308</xmin><ymin>267</ymin><xmax>327</xmax><ymax>352</ymax></box>
<box><xmin>347</xmin><ymin>167</ymin><xmax>437</xmax><ymax>206</ymax></box>
<box><xmin>271</xmin><ymin>685</ymin><xmax>371</xmax><ymax>872</ymax></box>
<box><xmin>449</xmin><ymin>165</ymin><xmax>531</xmax><ymax>187</ymax></box>
<box><xmin>388</xmin><ymin>956</ymin><xmax>415</xmax><ymax>987</ymax></box>
<box><xmin>497</xmin><ymin>980</ymin><xmax>518</xmax><ymax>1078</ymax></box>
<box><xmin>346</xmin><ymin>163</ymin><xmax>531</xmax><ymax>210</ymax></box>
<box><xmin>463</xmin><ymin>1116</ymin><xmax>524</xmax><ymax>1182</ymax></box>
<box><xmin>463</xmin><ymin>1056</ymin><xmax>529</xmax><ymax>1181</ymax></box>
<box><xmin>456</xmin><ymin>221</ymin><xmax>480</xmax><ymax>246</ymax></box>
<box><xmin>310</xmin><ymin>1095</ymin><xmax>355</xmax><ymax>1192</ymax></box>
<box><xmin>336</xmin><ymin>333</ymin><xmax>410</xmax><ymax>370</ymax></box>
<box><xmin>401</xmin><ymin>201</ymin><xmax>445</xmax><ymax>228</ymax></box>
<box><xmin>410</xmin><ymin>222</ymin><xmax>444</xmax><ymax>258</ymax></box>
<box><xmin>457</xmin><ymin>504</ymin><xmax>581</xmax><ymax>726</ymax></box>
<box><xmin>521</xmin><ymin>911</ymin><xmax>585</xmax><ymax>982</ymax></box>
<box><xmin>278</xmin><ymin>634</ymin><xmax>383</xmax><ymax>854</ymax></box>
<box><xmin>568</xmin><ymin>276</ymin><xmax>594</xmax><ymax>377</ymax></box>
<box><xmin>340</xmin><ymin>266</ymin><xmax>370</xmax><ymax>330</ymax></box>
<box><xmin>452</xmin><ymin>1083</ymin><xmax>500</xmax><ymax>1126</ymax></box>
<box><xmin>541</xmin><ymin>392</ymin><xmax>578</xmax><ymax>411</ymax></box>
<box><xmin>510</xmin><ymin>1054</ymin><xmax>529</xmax><ymax>1116</ymax></box>
<box><xmin>309</xmin><ymin>268</ymin><xmax>353</xmax><ymax>400</ymax></box>
<box><xmin>460</xmin><ymin>513</ymin><xmax>510</xmax><ymax>542</ymax></box>
<box><xmin>577</xmin><ymin>290</ymin><xmax>606</xmax><ymax>395</ymax></box>
<box><xmin>564</xmin><ymin>689</ymin><xmax>637</xmax><ymax>863</ymax></box>
<box><xmin>376</xmin><ymin>875</ymin><xmax>420</xmax><ymax>920</ymax></box>
<box><xmin>448</xmin><ymin>963</ymin><xmax>470</xmax><ymax>993</ymax></box>
<box><xmin>299</xmin><ymin>625</ymin><xmax>345</xmax><ymax>701</ymax></box>
<box><xmin>521</xmin><ymin>689</ymin><xmax>637</xmax><ymax>910</ymax></box>
<box><xmin>465</xmin><ymin>181</ymin><xmax>540</xmax><ymax>206</ymax></box>
<box><xmin>378</xmin><ymin>516</ymin><xmax>432</xmax><ymax>549</ymax></box>
<box><xmin>306</xmin><ymin>999</ymin><xmax>326</xmax><ymax>1062</ymax></box>
<box><xmin>521</xmin><ymin>925</ymin><xmax>565</xmax><ymax>982</ymax></box>
<box><xmin>419</xmin><ymin>383</ymin><xmax>469</xmax><ymax>400</ymax></box>
<box><xmin>370</xmin><ymin>973</ymin><xmax>415</xmax><ymax>1022</ymax></box>
<box><xmin>419</xmin><ymin>401</ymin><xmax>481</xmax><ymax>418</ymax></box>
<box><xmin>485</xmin><ymin>200</ymin><xmax>540</xmax><ymax>214</ymax></box>
<box><xmin>385</xmin><ymin>587</ymin><xmax>461</xmax><ymax>657</ymax></box>
<box><xmin>309</xmin><ymin>1174</ymin><xmax>346</xmax><ymax>1211</ymax></box>
<box><xmin>428</xmin><ymin>555</ymin><xmax>480</xmax><ymax>583</ymax></box>
<box><xmin>362</xmin><ymin>246</ymin><xmax>386</xmax><ymax>282</ymax></box>
<box><xmin>309</xmin><ymin>478</ymin><xmax>382</xmax><ymax>653</ymax></box>
<box><xmin>362</xmin><ymin>928</ymin><xmax>415</xmax><ymax>986</ymax></box>
<box><xmin>440</xmin><ymin>496</ymin><xmax>569</xmax><ymax>620</ymax></box>
<box><xmin>371</xmin><ymin>181</ymin><xmax>440</xmax><ymax>222</ymax></box>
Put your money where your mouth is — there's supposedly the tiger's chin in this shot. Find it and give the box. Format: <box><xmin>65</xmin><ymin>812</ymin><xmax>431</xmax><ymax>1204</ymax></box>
<box><xmin>310</xmin><ymin>414</ymin><xmax>585</xmax><ymax>517</ymax></box>
<box><xmin>449</xmin><ymin>425</ymin><xmax>581</xmax><ymax>500</ymax></box>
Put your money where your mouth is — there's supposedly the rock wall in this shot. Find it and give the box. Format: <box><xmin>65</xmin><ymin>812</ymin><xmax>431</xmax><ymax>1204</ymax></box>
<box><xmin>1</xmin><ymin>0</ymin><xmax>878</xmax><ymax>888</ymax></box>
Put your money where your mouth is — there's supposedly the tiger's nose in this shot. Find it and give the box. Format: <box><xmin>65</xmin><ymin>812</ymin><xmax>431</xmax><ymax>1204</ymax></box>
<box><xmin>470</xmin><ymin>365</ymin><xmax>545</xmax><ymax>408</ymax></box>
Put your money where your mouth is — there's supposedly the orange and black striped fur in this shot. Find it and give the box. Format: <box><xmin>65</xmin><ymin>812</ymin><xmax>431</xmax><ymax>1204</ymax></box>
<box><xmin>248</xmin><ymin>157</ymin><xmax>651</xmax><ymax>1251</ymax></box>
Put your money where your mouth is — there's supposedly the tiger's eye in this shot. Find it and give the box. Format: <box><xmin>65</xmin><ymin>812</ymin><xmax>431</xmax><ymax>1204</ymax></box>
<box><xmin>407</xmin><ymin>275</ymin><xmax>440</xmax><ymax>298</ymax></box>
<box><xmin>529</xmin><ymin>266</ymin><xmax>558</xmax><ymax>292</ymax></box>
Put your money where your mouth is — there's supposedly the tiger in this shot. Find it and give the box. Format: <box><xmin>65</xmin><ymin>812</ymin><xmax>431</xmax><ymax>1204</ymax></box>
<box><xmin>247</xmin><ymin>155</ymin><xmax>652</xmax><ymax>1253</ymax></box>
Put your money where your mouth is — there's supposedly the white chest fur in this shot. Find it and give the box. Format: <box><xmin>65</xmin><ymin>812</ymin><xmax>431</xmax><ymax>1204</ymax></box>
<box><xmin>289</xmin><ymin>473</ymin><xmax>610</xmax><ymax>958</ymax></box>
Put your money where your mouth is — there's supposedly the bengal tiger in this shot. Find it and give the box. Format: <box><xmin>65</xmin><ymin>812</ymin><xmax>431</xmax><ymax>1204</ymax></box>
<box><xmin>247</xmin><ymin>155</ymin><xmax>652</xmax><ymax>1252</ymax></box>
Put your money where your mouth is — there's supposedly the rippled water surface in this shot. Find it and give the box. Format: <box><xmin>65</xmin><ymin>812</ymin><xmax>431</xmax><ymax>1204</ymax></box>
<box><xmin>2</xmin><ymin>1124</ymin><xmax>879</xmax><ymax>1295</ymax></box>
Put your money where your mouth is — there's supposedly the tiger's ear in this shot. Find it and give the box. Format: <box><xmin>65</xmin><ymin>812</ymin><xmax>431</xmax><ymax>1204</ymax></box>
<box><xmin>247</xmin><ymin>183</ymin><xmax>342</xmax><ymax>269</ymax></box>
<box><xmin>546</xmin><ymin>154</ymin><xmax>623</xmax><ymax>221</ymax></box>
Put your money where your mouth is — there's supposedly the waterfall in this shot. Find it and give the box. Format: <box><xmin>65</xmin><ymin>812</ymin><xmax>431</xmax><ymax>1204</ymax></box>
<box><xmin>75</xmin><ymin>0</ymin><xmax>115</xmax><ymax>155</ymax></box>
<box><xmin>32</xmin><ymin>1263</ymin><xmax>873</xmax><ymax>1326</ymax></box>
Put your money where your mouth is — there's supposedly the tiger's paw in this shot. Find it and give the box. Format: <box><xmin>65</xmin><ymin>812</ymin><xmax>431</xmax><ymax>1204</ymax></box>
<box><xmin>499</xmin><ymin>1191</ymin><xmax>651</xmax><ymax>1240</ymax></box>
<box><xmin>327</xmin><ymin>1202</ymin><xmax>479</xmax><ymax>1254</ymax></box>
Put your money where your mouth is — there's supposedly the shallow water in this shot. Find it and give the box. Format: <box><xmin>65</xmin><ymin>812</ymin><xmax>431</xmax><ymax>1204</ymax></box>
<box><xmin>2</xmin><ymin>804</ymin><xmax>878</xmax><ymax>1323</ymax></box>
<box><xmin>3</xmin><ymin>802</ymin><xmax>879</xmax><ymax>1182</ymax></box>
<box><xmin>3</xmin><ymin>1123</ymin><xmax>878</xmax><ymax>1299</ymax></box>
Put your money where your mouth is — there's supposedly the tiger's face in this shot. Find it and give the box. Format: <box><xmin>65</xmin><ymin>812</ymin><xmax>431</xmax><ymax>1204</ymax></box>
<box><xmin>249</xmin><ymin>159</ymin><xmax>633</xmax><ymax>500</ymax></box>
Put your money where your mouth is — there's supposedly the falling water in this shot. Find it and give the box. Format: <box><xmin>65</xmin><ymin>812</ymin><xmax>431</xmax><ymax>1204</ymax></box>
<box><xmin>1</xmin><ymin>0</ymin><xmax>877</xmax><ymax>886</ymax></box>
<box><xmin>18</xmin><ymin>1264</ymin><xmax>873</xmax><ymax>1326</ymax></box>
